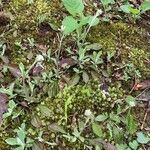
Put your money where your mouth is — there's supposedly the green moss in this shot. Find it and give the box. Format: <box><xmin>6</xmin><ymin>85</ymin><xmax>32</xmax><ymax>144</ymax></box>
<box><xmin>5</xmin><ymin>0</ymin><xmax>62</xmax><ymax>32</ymax></box>
<box><xmin>127</xmin><ymin>48</ymin><xmax>150</xmax><ymax>77</ymax></box>
<box><xmin>87</xmin><ymin>21</ymin><xmax>150</xmax><ymax>78</ymax></box>
<box><xmin>0</xmin><ymin>139</ymin><xmax>9</xmax><ymax>150</ymax></box>
<box><xmin>31</xmin><ymin>80</ymin><xmax>125</xmax><ymax>148</ymax></box>
<box><xmin>7</xmin><ymin>0</ymin><xmax>51</xmax><ymax>31</ymax></box>
<box><xmin>10</xmin><ymin>49</ymin><xmax>28</xmax><ymax>64</ymax></box>
<box><xmin>1</xmin><ymin>0</ymin><xmax>62</xmax><ymax>64</ymax></box>
<box><xmin>37</xmin><ymin>80</ymin><xmax>124</xmax><ymax>121</ymax></box>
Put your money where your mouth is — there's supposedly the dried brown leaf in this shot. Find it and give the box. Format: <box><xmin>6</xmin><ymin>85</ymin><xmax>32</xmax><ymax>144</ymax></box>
<box><xmin>0</xmin><ymin>63</ymin><xmax>3</xmax><ymax>70</ymax></box>
<box><xmin>89</xmin><ymin>139</ymin><xmax>116</xmax><ymax>150</ymax></box>
<box><xmin>8</xmin><ymin>64</ymin><xmax>21</xmax><ymax>78</ymax></box>
<box><xmin>32</xmin><ymin>64</ymin><xmax>44</xmax><ymax>76</ymax></box>
<box><xmin>103</xmin><ymin>142</ymin><xmax>116</xmax><ymax>150</ymax></box>
<box><xmin>59</xmin><ymin>58</ymin><xmax>77</xmax><ymax>68</ymax></box>
<box><xmin>0</xmin><ymin>72</ymin><xmax>4</xmax><ymax>79</ymax></box>
<box><xmin>32</xmin><ymin>142</ymin><xmax>47</xmax><ymax>150</ymax></box>
<box><xmin>0</xmin><ymin>93</ymin><xmax>8</xmax><ymax>124</ymax></box>
<box><xmin>134</xmin><ymin>80</ymin><xmax>150</xmax><ymax>90</ymax></box>
<box><xmin>36</xmin><ymin>44</ymin><xmax>48</xmax><ymax>55</ymax></box>
<box><xmin>31</xmin><ymin>115</ymin><xmax>42</xmax><ymax>128</ymax></box>
<box><xmin>27</xmin><ymin>51</ymin><xmax>34</xmax><ymax>60</ymax></box>
<box><xmin>137</xmin><ymin>89</ymin><xmax>150</xmax><ymax>101</ymax></box>
<box><xmin>1</xmin><ymin>56</ymin><xmax>9</xmax><ymax>64</ymax></box>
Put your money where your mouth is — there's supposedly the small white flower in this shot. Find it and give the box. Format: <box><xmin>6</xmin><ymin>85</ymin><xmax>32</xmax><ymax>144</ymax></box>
<box><xmin>84</xmin><ymin>109</ymin><xmax>92</xmax><ymax>117</ymax></box>
<box><xmin>129</xmin><ymin>101</ymin><xmax>136</xmax><ymax>107</ymax></box>
<box><xmin>59</xmin><ymin>25</ymin><xmax>65</xmax><ymax>32</ymax></box>
<box><xmin>96</xmin><ymin>9</ymin><xmax>103</xmax><ymax>16</ymax></box>
<box><xmin>35</xmin><ymin>54</ymin><xmax>44</xmax><ymax>62</ymax></box>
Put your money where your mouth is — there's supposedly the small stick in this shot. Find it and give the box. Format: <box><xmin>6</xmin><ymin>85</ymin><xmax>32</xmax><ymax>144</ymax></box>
<box><xmin>141</xmin><ymin>101</ymin><xmax>150</xmax><ymax>130</ymax></box>
<box><xmin>142</xmin><ymin>144</ymin><xmax>147</xmax><ymax>150</ymax></box>
<box><xmin>129</xmin><ymin>76</ymin><xmax>138</xmax><ymax>94</ymax></box>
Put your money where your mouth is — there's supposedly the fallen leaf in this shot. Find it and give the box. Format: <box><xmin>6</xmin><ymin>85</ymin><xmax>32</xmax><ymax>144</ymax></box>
<box><xmin>129</xmin><ymin>0</ymin><xmax>143</xmax><ymax>6</ymax></box>
<box><xmin>82</xmin><ymin>71</ymin><xmax>89</xmax><ymax>83</ymax></box>
<box><xmin>89</xmin><ymin>139</ymin><xmax>116</xmax><ymax>150</ymax></box>
<box><xmin>103</xmin><ymin>142</ymin><xmax>117</xmax><ymax>150</ymax></box>
<box><xmin>59</xmin><ymin>58</ymin><xmax>77</xmax><ymax>68</ymax></box>
<box><xmin>0</xmin><ymin>56</ymin><xmax>9</xmax><ymax>64</ymax></box>
<box><xmin>32</xmin><ymin>142</ymin><xmax>47</xmax><ymax>150</ymax></box>
<box><xmin>36</xmin><ymin>43</ymin><xmax>48</xmax><ymax>56</ymax></box>
<box><xmin>0</xmin><ymin>93</ymin><xmax>8</xmax><ymax>124</ymax></box>
<box><xmin>68</xmin><ymin>73</ymin><xmax>80</xmax><ymax>86</ymax></box>
<box><xmin>0</xmin><ymin>63</ymin><xmax>3</xmax><ymax>70</ymax></box>
<box><xmin>85</xmin><ymin>43</ymin><xmax>102</xmax><ymax>51</ymax></box>
<box><xmin>0</xmin><ymin>11</ymin><xmax>10</xmax><ymax>26</ymax></box>
<box><xmin>38</xmin><ymin>22</ymin><xmax>52</xmax><ymax>36</ymax></box>
<box><xmin>0</xmin><ymin>11</ymin><xmax>4</xmax><ymax>17</ymax></box>
<box><xmin>32</xmin><ymin>64</ymin><xmax>44</xmax><ymax>76</ymax></box>
<box><xmin>134</xmin><ymin>80</ymin><xmax>150</xmax><ymax>90</ymax></box>
<box><xmin>19</xmin><ymin>101</ymin><xmax>29</xmax><ymax>108</ymax></box>
<box><xmin>137</xmin><ymin>89</ymin><xmax>150</xmax><ymax>101</ymax></box>
<box><xmin>0</xmin><ymin>72</ymin><xmax>4</xmax><ymax>79</ymax></box>
<box><xmin>31</xmin><ymin>115</ymin><xmax>42</xmax><ymax>128</ymax></box>
<box><xmin>8</xmin><ymin>64</ymin><xmax>22</xmax><ymax>78</ymax></box>
<box><xmin>48</xmin><ymin>123</ymin><xmax>66</xmax><ymax>134</ymax></box>
<box><xmin>27</xmin><ymin>51</ymin><xmax>33</xmax><ymax>60</ymax></box>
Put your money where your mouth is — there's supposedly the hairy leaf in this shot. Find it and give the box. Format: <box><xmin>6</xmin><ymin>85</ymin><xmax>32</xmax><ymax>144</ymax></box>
<box><xmin>101</xmin><ymin>0</ymin><xmax>114</xmax><ymax>6</ymax></box>
<box><xmin>95</xmin><ymin>114</ymin><xmax>108</xmax><ymax>122</ymax></box>
<box><xmin>5</xmin><ymin>138</ymin><xmax>18</xmax><ymax>145</ymax></box>
<box><xmin>140</xmin><ymin>1</ymin><xmax>150</xmax><ymax>12</ymax></box>
<box><xmin>126</xmin><ymin>110</ymin><xmax>137</xmax><ymax>134</ymax></box>
<box><xmin>136</xmin><ymin>132</ymin><xmax>150</xmax><ymax>144</ymax></box>
<box><xmin>82</xmin><ymin>71</ymin><xmax>89</xmax><ymax>83</ymax></box>
<box><xmin>62</xmin><ymin>16</ymin><xmax>79</xmax><ymax>35</ymax></box>
<box><xmin>92</xmin><ymin>122</ymin><xmax>103</xmax><ymax>137</ymax></box>
<box><xmin>129</xmin><ymin>140</ymin><xmax>139</xmax><ymax>150</ymax></box>
<box><xmin>48</xmin><ymin>123</ymin><xmax>66</xmax><ymax>134</ymax></box>
<box><xmin>62</xmin><ymin>0</ymin><xmax>84</xmax><ymax>16</ymax></box>
<box><xmin>68</xmin><ymin>73</ymin><xmax>80</xmax><ymax>86</ymax></box>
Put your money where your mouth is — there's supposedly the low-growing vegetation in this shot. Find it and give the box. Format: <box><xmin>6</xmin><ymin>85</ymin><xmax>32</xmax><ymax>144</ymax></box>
<box><xmin>0</xmin><ymin>0</ymin><xmax>150</xmax><ymax>149</ymax></box>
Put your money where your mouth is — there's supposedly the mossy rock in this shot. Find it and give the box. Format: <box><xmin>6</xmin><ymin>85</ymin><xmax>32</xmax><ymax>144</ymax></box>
<box><xmin>87</xmin><ymin>21</ymin><xmax>150</xmax><ymax>78</ymax></box>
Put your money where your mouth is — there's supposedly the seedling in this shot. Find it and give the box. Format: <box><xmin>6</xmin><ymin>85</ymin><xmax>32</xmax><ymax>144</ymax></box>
<box><xmin>5</xmin><ymin>123</ymin><xmax>34</xmax><ymax>150</ymax></box>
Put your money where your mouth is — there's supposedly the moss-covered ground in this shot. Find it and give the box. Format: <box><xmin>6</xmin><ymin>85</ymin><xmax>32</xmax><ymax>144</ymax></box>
<box><xmin>0</xmin><ymin>0</ymin><xmax>150</xmax><ymax>149</ymax></box>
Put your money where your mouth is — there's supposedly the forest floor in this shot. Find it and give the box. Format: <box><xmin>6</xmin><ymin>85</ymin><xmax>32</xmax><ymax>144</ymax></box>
<box><xmin>0</xmin><ymin>0</ymin><xmax>150</xmax><ymax>150</ymax></box>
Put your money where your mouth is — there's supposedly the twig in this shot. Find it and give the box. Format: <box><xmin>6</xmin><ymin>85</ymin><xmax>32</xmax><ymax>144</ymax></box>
<box><xmin>129</xmin><ymin>76</ymin><xmax>137</xmax><ymax>94</ymax></box>
<box><xmin>136</xmin><ymin>88</ymin><xmax>148</xmax><ymax>98</ymax></box>
<box><xmin>141</xmin><ymin>100</ymin><xmax>150</xmax><ymax>130</ymax></box>
<box><xmin>142</xmin><ymin>144</ymin><xmax>147</xmax><ymax>150</ymax></box>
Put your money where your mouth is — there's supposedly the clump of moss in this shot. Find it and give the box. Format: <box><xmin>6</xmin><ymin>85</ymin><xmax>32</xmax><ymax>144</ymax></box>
<box><xmin>87</xmin><ymin>21</ymin><xmax>150</xmax><ymax>78</ymax></box>
<box><xmin>1</xmin><ymin>0</ymin><xmax>62</xmax><ymax>64</ymax></box>
<box><xmin>123</xmin><ymin>48</ymin><xmax>150</xmax><ymax>78</ymax></box>
<box><xmin>7</xmin><ymin>0</ymin><xmax>51</xmax><ymax>31</ymax></box>
<box><xmin>37</xmin><ymin>80</ymin><xmax>124</xmax><ymax>122</ymax></box>
<box><xmin>88</xmin><ymin>22</ymin><xmax>149</xmax><ymax>51</ymax></box>
<box><xmin>32</xmin><ymin>80</ymin><xmax>125</xmax><ymax>148</ymax></box>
